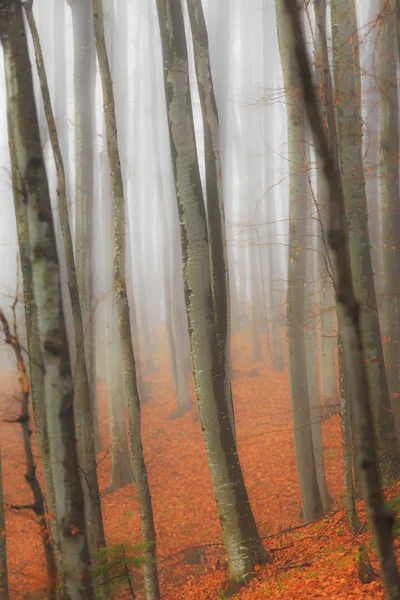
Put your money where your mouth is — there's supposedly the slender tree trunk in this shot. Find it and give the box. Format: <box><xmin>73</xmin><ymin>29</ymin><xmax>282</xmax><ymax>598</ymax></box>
<box><xmin>331</xmin><ymin>0</ymin><xmax>399</xmax><ymax>474</ymax></box>
<box><xmin>100</xmin><ymin>147</ymin><xmax>133</xmax><ymax>491</ymax></box>
<box><xmin>161</xmin><ymin>205</ymin><xmax>191</xmax><ymax>417</ymax></box>
<box><xmin>23</xmin><ymin>0</ymin><xmax>106</xmax><ymax>559</ymax></box>
<box><xmin>276</xmin><ymin>0</ymin><xmax>323</xmax><ymax>523</ymax></box>
<box><xmin>338</xmin><ymin>330</ymin><xmax>361</xmax><ymax>533</ymax></box>
<box><xmin>0</xmin><ymin>308</ymin><xmax>57</xmax><ymax>599</ymax></box>
<box><xmin>0</xmin><ymin>3</ymin><xmax>93</xmax><ymax>596</ymax></box>
<box><xmin>67</xmin><ymin>0</ymin><xmax>101</xmax><ymax>453</ymax></box>
<box><xmin>156</xmin><ymin>0</ymin><xmax>270</xmax><ymax>594</ymax></box>
<box><xmin>92</xmin><ymin>2</ymin><xmax>160</xmax><ymax>598</ymax></box>
<box><xmin>266</xmin><ymin>198</ymin><xmax>284</xmax><ymax>371</ymax></box>
<box><xmin>285</xmin><ymin>4</ymin><xmax>400</xmax><ymax>596</ymax></box>
<box><xmin>364</xmin><ymin>0</ymin><xmax>382</xmax><ymax>297</ymax></box>
<box><xmin>305</xmin><ymin>185</ymin><xmax>332</xmax><ymax>512</ymax></box>
<box><xmin>186</xmin><ymin>0</ymin><xmax>235</xmax><ymax>434</ymax></box>
<box><xmin>313</xmin><ymin>0</ymin><xmax>339</xmax><ymax>417</ymax></box>
<box><xmin>378</xmin><ymin>0</ymin><xmax>400</xmax><ymax>429</ymax></box>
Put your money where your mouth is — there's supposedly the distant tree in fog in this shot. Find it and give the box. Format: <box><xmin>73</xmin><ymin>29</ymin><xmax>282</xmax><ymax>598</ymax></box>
<box><xmin>276</xmin><ymin>0</ymin><xmax>323</xmax><ymax>522</ymax></box>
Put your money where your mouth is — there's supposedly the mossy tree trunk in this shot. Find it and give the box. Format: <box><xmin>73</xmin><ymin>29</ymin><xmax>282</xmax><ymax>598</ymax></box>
<box><xmin>155</xmin><ymin>0</ymin><xmax>270</xmax><ymax>594</ymax></box>
<box><xmin>23</xmin><ymin>0</ymin><xmax>106</xmax><ymax>559</ymax></box>
<box><xmin>186</xmin><ymin>0</ymin><xmax>235</xmax><ymax>434</ymax></box>
<box><xmin>5</xmin><ymin>60</ymin><xmax>62</xmax><ymax>589</ymax></box>
<box><xmin>0</xmin><ymin>2</ymin><xmax>93</xmax><ymax>596</ymax></box>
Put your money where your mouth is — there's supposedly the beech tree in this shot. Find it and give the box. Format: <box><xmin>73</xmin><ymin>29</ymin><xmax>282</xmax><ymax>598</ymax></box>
<box><xmin>22</xmin><ymin>0</ymin><xmax>106</xmax><ymax>557</ymax></box>
<box><xmin>330</xmin><ymin>0</ymin><xmax>399</xmax><ymax>472</ymax></box>
<box><xmin>186</xmin><ymin>0</ymin><xmax>234</xmax><ymax>435</ymax></box>
<box><xmin>378</xmin><ymin>0</ymin><xmax>400</xmax><ymax>419</ymax></box>
<box><xmin>313</xmin><ymin>0</ymin><xmax>339</xmax><ymax>417</ymax></box>
<box><xmin>155</xmin><ymin>0</ymin><xmax>269</xmax><ymax>593</ymax></box>
<box><xmin>67</xmin><ymin>0</ymin><xmax>101</xmax><ymax>451</ymax></box>
<box><xmin>276</xmin><ymin>0</ymin><xmax>323</xmax><ymax>522</ymax></box>
<box><xmin>0</xmin><ymin>306</ymin><xmax>57</xmax><ymax>598</ymax></box>
<box><xmin>284</xmin><ymin>2</ymin><xmax>400</xmax><ymax>597</ymax></box>
<box><xmin>0</xmin><ymin>1</ymin><xmax>93</xmax><ymax>596</ymax></box>
<box><xmin>92</xmin><ymin>0</ymin><xmax>160</xmax><ymax>597</ymax></box>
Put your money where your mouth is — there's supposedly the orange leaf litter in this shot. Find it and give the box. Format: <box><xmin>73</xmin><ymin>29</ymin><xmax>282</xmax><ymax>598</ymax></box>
<box><xmin>0</xmin><ymin>331</ymin><xmax>396</xmax><ymax>599</ymax></box>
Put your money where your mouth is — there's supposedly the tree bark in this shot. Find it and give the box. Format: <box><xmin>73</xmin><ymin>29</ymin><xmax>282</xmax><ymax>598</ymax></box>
<box><xmin>67</xmin><ymin>0</ymin><xmax>101</xmax><ymax>453</ymax></box>
<box><xmin>155</xmin><ymin>0</ymin><xmax>270</xmax><ymax>594</ymax></box>
<box><xmin>92</xmin><ymin>2</ymin><xmax>161</xmax><ymax>598</ymax></box>
<box><xmin>378</xmin><ymin>0</ymin><xmax>400</xmax><ymax>427</ymax></box>
<box><xmin>0</xmin><ymin>2</ymin><xmax>93</xmax><ymax>596</ymax></box>
<box><xmin>276</xmin><ymin>0</ymin><xmax>323</xmax><ymax>523</ymax></box>
<box><xmin>23</xmin><ymin>0</ymin><xmax>106</xmax><ymax>559</ymax></box>
<box><xmin>338</xmin><ymin>329</ymin><xmax>361</xmax><ymax>534</ymax></box>
<box><xmin>5</xmin><ymin>51</ymin><xmax>62</xmax><ymax>590</ymax></box>
<box><xmin>364</xmin><ymin>0</ymin><xmax>382</xmax><ymax>297</ymax></box>
<box><xmin>186</xmin><ymin>0</ymin><xmax>235</xmax><ymax>434</ymax></box>
<box><xmin>0</xmin><ymin>307</ymin><xmax>57</xmax><ymax>599</ymax></box>
<box><xmin>330</xmin><ymin>0</ymin><xmax>399</xmax><ymax>474</ymax></box>
<box><xmin>100</xmin><ymin>146</ymin><xmax>133</xmax><ymax>491</ymax></box>
<box><xmin>284</xmin><ymin>2</ymin><xmax>400</xmax><ymax>596</ymax></box>
<box><xmin>305</xmin><ymin>178</ymin><xmax>332</xmax><ymax>513</ymax></box>
<box><xmin>313</xmin><ymin>0</ymin><xmax>339</xmax><ymax>417</ymax></box>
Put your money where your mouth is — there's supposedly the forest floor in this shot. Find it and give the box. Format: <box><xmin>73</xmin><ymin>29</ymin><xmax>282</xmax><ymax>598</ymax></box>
<box><xmin>0</xmin><ymin>329</ymin><xmax>397</xmax><ymax>599</ymax></box>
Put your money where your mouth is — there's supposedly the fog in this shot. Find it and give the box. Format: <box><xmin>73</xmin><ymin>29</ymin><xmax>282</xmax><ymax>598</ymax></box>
<box><xmin>0</xmin><ymin>0</ymin><xmax>398</xmax><ymax>598</ymax></box>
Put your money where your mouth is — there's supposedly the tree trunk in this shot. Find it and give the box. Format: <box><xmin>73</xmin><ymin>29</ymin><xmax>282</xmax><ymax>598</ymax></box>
<box><xmin>23</xmin><ymin>0</ymin><xmax>106</xmax><ymax>560</ymax></box>
<box><xmin>155</xmin><ymin>0</ymin><xmax>270</xmax><ymax>594</ymax></box>
<box><xmin>364</xmin><ymin>0</ymin><xmax>382</xmax><ymax>297</ymax></box>
<box><xmin>67</xmin><ymin>0</ymin><xmax>101</xmax><ymax>453</ymax></box>
<box><xmin>0</xmin><ymin>308</ymin><xmax>57</xmax><ymax>599</ymax></box>
<box><xmin>378</xmin><ymin>0</ymin><xmax>400</xmax><ymax>429</ymax></box>
<box><xmin>186</xmin><ymin>0</ymin><xmax>235</xmax><ymax>434</ymax></box>
<box><xmin>313</xmin><ymin>0</ymin><xmax>339</xmax><ymax>417</ymax></box>
<box><xmin>5</xmin><ymin>65</ymin><xmax>62</xmax><ymax>589</ymax></box>
<box><xmin>331</xmin><ymin>0</ymin><xmax>399</xmax><ymax>474</ymax></box>
<box><xmin>0</xmin><ymin>2</ymin><xmax>93</xmax><ymax>596</ymax></box>
<box><xmin>266</xmin><ymin>197</ymin><xmax>284</xmax><ymax>371</ymax></box>
<box><xmin>338</xmin><ymin>329</ymin><xmax>361</xmax><ymax>534</ymax></box>
<box><xmin>305</xmin><ymin>182</ymin><xmax>332</xmax><ymax>513</ymax></box>
<box><xmin>276</xmin><ymin>0</ymin><xmax>323</xmax><ymax>523</ymax></box>
<box><xmin>100</xmin><ymin>147</ymin><xmax>133</xmax><ymax>491</ymax></box>
<box><xmin>92</xmin><ymin>2</ymin><xmax>161</xmax><ymax>598</ymax></box>
<box><xmin>284</xmin><ymin>3</ymin><xmax>400</xmax><ymax>596</ymax></box>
